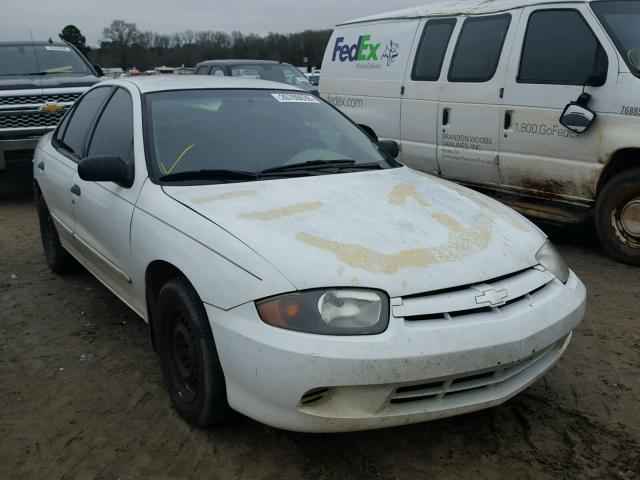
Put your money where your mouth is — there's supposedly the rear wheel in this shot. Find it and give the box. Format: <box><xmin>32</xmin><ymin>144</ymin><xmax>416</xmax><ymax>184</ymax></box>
<box><xmin>157</xmin><ymin>278</ymin><xmax>233</xmax><ymax>427</ymax></box>
<box><xmin>595</xmin><ymin>167</ymin><xmax>640</xmax><ymax>266</ymax></box>
<box><xmin>36</xmin><ymin>194</ymin><xmax>75</xmax><ymax>274</ymax></box>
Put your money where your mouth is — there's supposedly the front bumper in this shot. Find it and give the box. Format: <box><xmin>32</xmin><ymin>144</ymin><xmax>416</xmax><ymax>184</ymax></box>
<box><xmin>207</xmin><ymin>271</ymin><xmax>586</xmax><ymax>432</ymax></box>
<box><xmin>0</xmin><ymin>136</ymin><xmax>41</xmax><ymax>172</ymax></box>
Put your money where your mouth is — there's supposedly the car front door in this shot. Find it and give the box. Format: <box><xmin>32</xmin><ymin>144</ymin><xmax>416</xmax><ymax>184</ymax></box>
<box><xmin>499</xmin><ymin>5</ymin><xmax>617</xmax><ymax>203</ymax></box>
<box><xmin>71</xmin><ymin>87</ymin><xmax>143</xmax><ymax>313</ymax></box>
<box><xmin>437</xmin><ymin>12</ymin><xmax>520</xmax><ymax>186</ymax></box>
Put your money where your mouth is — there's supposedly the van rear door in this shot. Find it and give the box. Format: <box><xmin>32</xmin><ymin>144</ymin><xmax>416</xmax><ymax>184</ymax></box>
<box><xmin>437</xmin><ymin>12</ymin><xmax>522</xmax><ymax>186</ymax></box>
<box><xmin>400</xmin><ymin>18</ymin><xmax>457</xmax><ymax>175</ymax></box>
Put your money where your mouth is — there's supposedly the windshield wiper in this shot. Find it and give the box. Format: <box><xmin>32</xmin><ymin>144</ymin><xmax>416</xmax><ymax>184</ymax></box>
<box><xmin>260</xmin><ymin>159</ymin><xmax>356</xmax><ymax>174</ymax></box>
<box><xmin>159</xmin><ymin>169</ymin><xmax>258</xmax><ymax>182</ymax></box>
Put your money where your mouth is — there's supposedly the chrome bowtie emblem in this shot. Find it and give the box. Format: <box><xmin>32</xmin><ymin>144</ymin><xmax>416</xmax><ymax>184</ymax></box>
<box><xmin>475</xmin><ymin>288</ymin><xmax>508</xmax><ymax>307</ymax></box>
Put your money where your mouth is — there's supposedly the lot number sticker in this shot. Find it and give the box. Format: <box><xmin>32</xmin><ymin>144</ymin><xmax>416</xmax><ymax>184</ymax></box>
<box><xmin>271</xmin><ymin>93</ymin><xmax>319</xmax><ymax>104</ymax></box>
<box><xmin>45</xmin><ymin>46</ymin><xmax>71</xmax><ymax>52</ymax></box>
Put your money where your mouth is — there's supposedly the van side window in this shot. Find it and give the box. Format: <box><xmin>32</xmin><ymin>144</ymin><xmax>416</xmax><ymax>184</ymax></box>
<box><xmin>448</xmin><ymin>14</ymin><xmax>511</xmax><ymax>82</ymax></box>
<box><xmin>412</xmin><ymin>19</ymin><xmax>456</xmax><ymax>81</ymax></box>
<box><xmin>518</xmin><ymin>10</ymin><xmax>608</xmax><ymax>85</ymax></box>
<box><xmin>196</xmin><ymin>66</ymin><xmax>210</xmax><ymax>75</ymax></box>
<box><xmin>209</xmin><ymin>66</ymin><xmax>225</xmax><ymax>76</ymax></box>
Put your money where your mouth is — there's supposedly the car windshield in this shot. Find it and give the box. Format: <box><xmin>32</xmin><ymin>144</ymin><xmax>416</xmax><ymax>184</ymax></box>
<box><xmin>592</xmin><ymin>0</ymin><xmax>640</xmax><ymax>76</ymax></box>
<box><xmin>0</xmin><ymin>44</ymin><xmax>92</xmax><ymax>76</ymax></box>
<box><xmin>230</xmin><ymin>64</ymin><xmax>312</xmax><ymax>88</ymax></box>
<box><xmin>144</xmin><ymin>89</ymin><xmax>394</xmax><ymax>182</ymax></box>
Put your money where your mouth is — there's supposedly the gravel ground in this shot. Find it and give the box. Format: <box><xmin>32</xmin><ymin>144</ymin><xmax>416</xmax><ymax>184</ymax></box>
<box><xmin>1</xmin><ymin>173</ymin><xmax>639</xmax><ymax>480</ymax></box>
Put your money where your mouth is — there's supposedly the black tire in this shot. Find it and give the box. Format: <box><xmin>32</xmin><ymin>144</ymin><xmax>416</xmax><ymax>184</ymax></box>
<box><xmin>36</xmin><ymin>194</ymin><xmax>76</xmax><ymax>274</ymax></box>
<box><xmin>157</xmin><ymin>277</ymin><xmax>233</xmax><ymax>427</ymax></box>
<box><xmin>595</xmin><ymin>167</ymin><xmax>640</xmax><ymax>266</ymax></box>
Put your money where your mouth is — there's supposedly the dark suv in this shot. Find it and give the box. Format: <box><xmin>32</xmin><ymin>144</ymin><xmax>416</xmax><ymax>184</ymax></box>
<box><xmin>0</xmin><ymin>41</ymin><xmax>102</xmax><ymax>175</ymax></box>
<box><xmin>194</xmin><ymin>60</ymin><xmax>318</xmax><ymax>95</ymax></box>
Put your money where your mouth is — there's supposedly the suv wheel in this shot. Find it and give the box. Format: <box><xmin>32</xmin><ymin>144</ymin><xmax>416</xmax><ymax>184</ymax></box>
<box><xmin>595</xmin><ymin>167</ymin><xmax>640</xmax><ymax>266</ymax></box>
<box><xmin>157</xmin><ymin>278</ymin><xmax>233</xmax><ymax>427</ymax></box>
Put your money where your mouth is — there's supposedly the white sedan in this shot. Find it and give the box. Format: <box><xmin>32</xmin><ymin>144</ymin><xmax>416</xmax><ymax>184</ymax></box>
<box><xmin>33</xmin><ymin>76</ymin><xmax>586</xmax><ymax>432</ymax></box>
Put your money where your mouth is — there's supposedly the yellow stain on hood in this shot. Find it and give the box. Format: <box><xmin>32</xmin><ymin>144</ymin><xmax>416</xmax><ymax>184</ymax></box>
<box><xmin>192</xmin><ymin>190</ymin><xmax>257</xmax><ymax>205</ymax></box>
<box><xmin>296</xmin><ymin>212</ymin><xmax>494</xmax><ymax>274</ymax></box>
<box><xmin>239</xmin><ymin>201</ymin><xmax>323</xmax><ymax>221</ymax></box>
<box><xmin>388</xmin><ymin>183</ymin><xmax>431</xmax><ymax>208</ymax></box>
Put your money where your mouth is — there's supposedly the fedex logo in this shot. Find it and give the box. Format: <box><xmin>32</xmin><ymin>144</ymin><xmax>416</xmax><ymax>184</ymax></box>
<box><xmin>332</xmin><ymin>35</ymin><xmax>381</xmax><ymax>62</ymax></box>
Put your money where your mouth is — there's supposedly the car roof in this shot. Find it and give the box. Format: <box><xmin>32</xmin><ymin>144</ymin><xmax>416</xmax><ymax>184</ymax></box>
<box><xmin>102</xmin><ymin>75</ymin><xmax>305</xmax><ymax>94</ymax></box>
<box><xmin>196</xmin><ymin>59</ymin><xmax>293</xmax><ymax>67</ymax></box>
<box><xmin>339</xmin><ymin>0</ymin><xmax>594</xmax><ymax>25</ymax></box>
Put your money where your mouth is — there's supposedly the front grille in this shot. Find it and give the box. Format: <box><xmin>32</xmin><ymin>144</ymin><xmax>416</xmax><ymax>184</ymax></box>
<box><xmin>389</xmin><ymin>337</ymin><xmax>565</xmax><ymax>405</ymax></box>
<box><xmin>0</xmin><ymin>93</ymin><xmax>81</xmax><ymax>106</ymax></box>
<box><xmin>0</xmin><ymin>111</ymin><xmax>65</xmax><ymax>129</ymax></box>
<box><xmin>394</xmin><ymin>267</ymin><xmax>555</xmax><ymax>322</ymax></box>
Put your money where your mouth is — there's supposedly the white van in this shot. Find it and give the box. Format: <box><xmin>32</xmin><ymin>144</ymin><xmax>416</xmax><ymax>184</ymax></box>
<box><xmin>320</xmin><ymin>0</ymin><xmax>640</xmax><ymax>265</ymax></box>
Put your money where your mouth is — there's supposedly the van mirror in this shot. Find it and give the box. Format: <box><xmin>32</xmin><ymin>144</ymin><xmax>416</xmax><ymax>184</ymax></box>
<box><xmin>560</xmin><ymin>103</ymin><xmax>596</xmax><ymax>134</ymax></box>
<box><xmin>78</xmin><ymin>155</ymin><xmax>133</xmax><ymax>187</ymax></box>
<box><xmin>378</xmin><ymin>140</ymin><xmax>400</xmax><ymax>158</ymax></box>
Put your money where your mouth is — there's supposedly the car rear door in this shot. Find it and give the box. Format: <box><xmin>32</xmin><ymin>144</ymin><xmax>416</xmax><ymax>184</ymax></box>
<box><xmin>37</xmin><ymin>86</ymin><xmax>113</xmax><ymax>248</ymax></box>
<box><xmin>71</xmin><ymin>87</ymin><xmax>142</xmax><ymax>312</ymax></box>
<box><xmin>436</xmin><ymin>12</ymin><xmax>521</xmax><ymax>186</ymax></box>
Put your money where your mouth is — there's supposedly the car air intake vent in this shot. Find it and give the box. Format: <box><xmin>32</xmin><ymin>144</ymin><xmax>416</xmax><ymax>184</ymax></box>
<box><xmin>300</xmin><ymin>388</ymin><xmax>330</xmax><ymax>406</ymax></box>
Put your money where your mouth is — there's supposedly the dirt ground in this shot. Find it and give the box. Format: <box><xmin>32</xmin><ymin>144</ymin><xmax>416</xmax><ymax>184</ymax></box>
<box><xmin>1</xmin><ymin>171</ymin><xmax>639</xmax><ymax>480</ymax></box>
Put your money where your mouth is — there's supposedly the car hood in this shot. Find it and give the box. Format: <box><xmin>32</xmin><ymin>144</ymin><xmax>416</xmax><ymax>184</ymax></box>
<box><xmin>0</xmin><ymin>74</ymin><xmax>100</xmax><ymax>92</ymax></box>
<box><xmin>163</xmin><ymin>167</ymin><xmax>546</xmax><ymax>298</ymax></box>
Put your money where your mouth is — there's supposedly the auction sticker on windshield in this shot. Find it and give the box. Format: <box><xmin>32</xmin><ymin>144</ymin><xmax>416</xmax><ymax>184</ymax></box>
<box><xmin>45</xmin><ymin>46</ymin><xmax>71</xmax><ymax>52</ymax></box>
<box><xmin>271</xmin><ymin>93</ymin><xmax>319</xmax><ymax>103</ymax></box>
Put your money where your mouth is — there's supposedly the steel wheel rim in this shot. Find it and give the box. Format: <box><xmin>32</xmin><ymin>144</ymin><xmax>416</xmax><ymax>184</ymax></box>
<box><xmin>167</xmin><ymin>311</ymin><xmax>199</xmax><ymax>404</ymax></box>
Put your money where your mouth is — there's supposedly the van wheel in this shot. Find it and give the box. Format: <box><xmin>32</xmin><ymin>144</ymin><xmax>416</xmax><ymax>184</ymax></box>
<box><xmin>36</xmin><ymin>197</ymin><xmax>75</xmax><ymax>274</ymax></box>
<box><xmin>595</xmin><ymin>167</ymin><xmax>640</xmax><ymax>266</ymax></box>
<box><xmin>157</xmin><ymin>278</ymin><xmax>233</xmax><ymax>427</ymax></box>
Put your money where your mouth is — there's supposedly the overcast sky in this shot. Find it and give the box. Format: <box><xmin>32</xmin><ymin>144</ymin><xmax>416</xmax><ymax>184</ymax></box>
<box><xmin>1</xmin><ymin>0</ymin><xmax>423</xmax><ymax>45</ymax></box>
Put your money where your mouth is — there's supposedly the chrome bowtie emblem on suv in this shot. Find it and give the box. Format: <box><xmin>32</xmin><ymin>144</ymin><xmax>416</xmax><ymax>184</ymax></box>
<box><xmin>475</xmin><ymin>288</ymin><xmax>509</xmax><ymax>307</ymax></box>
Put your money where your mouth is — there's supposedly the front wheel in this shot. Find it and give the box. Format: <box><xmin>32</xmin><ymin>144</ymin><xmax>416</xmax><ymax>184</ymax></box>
<box><xmin>595</xmin><ymin>168</ymin><xmax>640</xmax><ymax>266</ymax></box>
<box><xmin>157</xmin><ymin>278</ymin><xmax>233</xmax><ymax>427</ymax></box>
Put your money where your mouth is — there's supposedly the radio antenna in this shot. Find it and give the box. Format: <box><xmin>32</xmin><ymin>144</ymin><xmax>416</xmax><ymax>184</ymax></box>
<box><xmin>29</xmin><ymin>29</ymin><xmax>42</xmax><ymax>75</ymax></box>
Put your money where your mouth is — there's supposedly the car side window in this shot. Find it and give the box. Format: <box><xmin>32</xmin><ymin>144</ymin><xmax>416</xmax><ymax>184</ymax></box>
<box><xmin>518</xmin><ymin>10</ymin><xmax>608</xmax><ymax>85</ymax></box>
<box><xmin>59</xmin><ymin>87</ymin><xmax>112</xmax><ymax>158</ymax></box>
<box><xmin>87</xmin><ymin>88</ymin><xmax>134</xmax><ymax>165</ymax></box>
<box><xmin>412</xmin><ymin>18</ymin><xmax>456</xmax><ymax>81</ymax></box>
<box><xmin>448</xmin><ymin>14</ymin><xmax>511</xmax><ymax>82</ymax></box>
<box><xmin>196</xmin><ymin>66</ymin><xmax>210</xmax><ymax>75</ymax></box>
<box><xmin>209</xmin><ymin>66</ymin><xmax>225</xmax><ymax>76</ymax></box>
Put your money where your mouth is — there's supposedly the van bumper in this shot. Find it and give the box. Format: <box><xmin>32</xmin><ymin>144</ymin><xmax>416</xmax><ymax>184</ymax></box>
<box><xmin>207</xmin><ymin>271</ymin><xmax>586</xmax><ymax>433</ymax></box>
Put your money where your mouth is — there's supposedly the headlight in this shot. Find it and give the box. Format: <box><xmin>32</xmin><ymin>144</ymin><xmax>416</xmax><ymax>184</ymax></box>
<box><xmin>256</xmin><ymin>288</ymin><xmax>389</xmax><ymax>335</ymax></box>
<box><xmin>536</xmin><ymin>241</ymin><xmax>570</xmax><ymax>283</ymax></box>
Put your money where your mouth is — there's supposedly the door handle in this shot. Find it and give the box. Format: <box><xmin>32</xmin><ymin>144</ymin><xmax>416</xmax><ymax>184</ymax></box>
<box><xmin>70</xmin><ymin>184</ymin><xmax>81</xmax><ymax>196</ymax></box>
<box><xmin>442</xmin><ymin>108</ymin><xmax>450</xmax><ymax>126</ymax></box>
<box><xmin>504</xmin><ymin>111</ymin><xmax>512</xmax><ymax>130</ymax></box>
<box><xmin>37</xmin><ymin>161</ymin><xmax>45</xmax><ymax>171</ymax></box>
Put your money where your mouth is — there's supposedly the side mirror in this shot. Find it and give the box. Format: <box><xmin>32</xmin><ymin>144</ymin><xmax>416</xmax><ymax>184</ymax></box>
<box><xmin>93</xmin><ymin>64</ymin><xmax>105</xmax><ymax>77</ymax></box>
<box><xmin>378</xmin><ymin>139</ymin><xmax>400</xmax><ymax>158</ymax></box>
<box><xmin>78</xmin><ymin>155</ymin><xmax>133</xmax><ymax>188</ymax></box>
<box><xmin>560</xmin><ymin>102</ymin><xmax>596</xmax><ymax>134</ymax></box>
